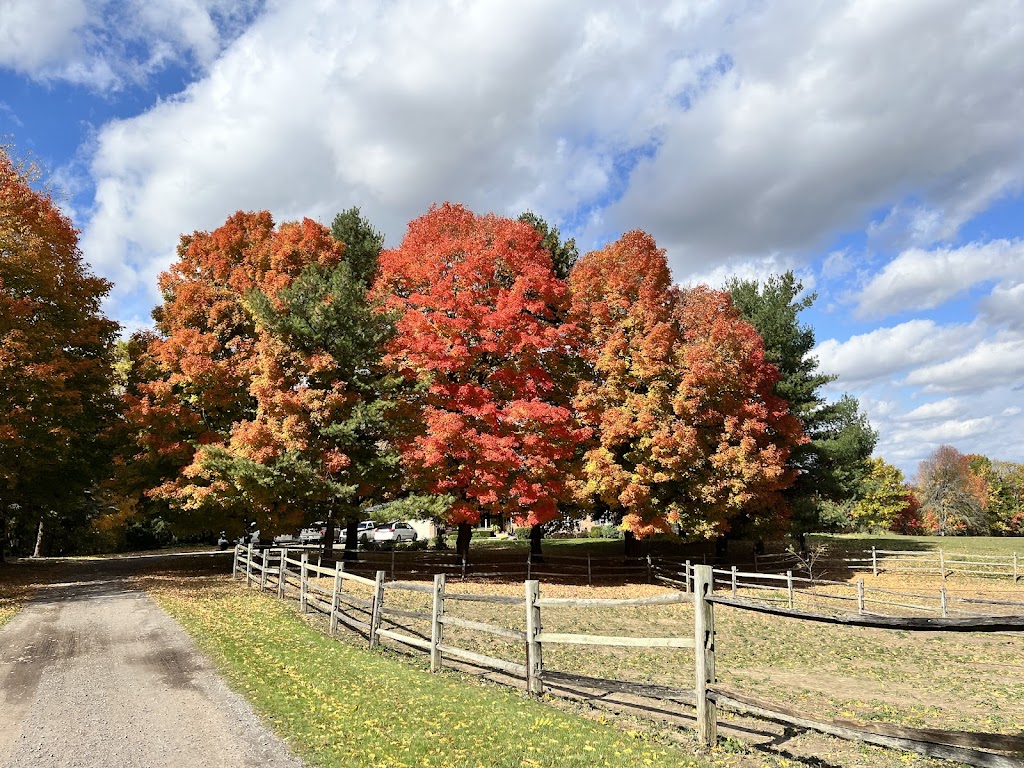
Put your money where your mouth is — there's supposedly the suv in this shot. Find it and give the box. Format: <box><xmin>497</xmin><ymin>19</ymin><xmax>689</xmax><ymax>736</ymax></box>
<box><xmin>372</xmin><ymin>521</ymin><xmax>418</xmax><ymax>543</ymax></box>
<box><xmin>339</xmin><ymin>520</ymin><xmax>378</xmax><ymax>544</ymax></box>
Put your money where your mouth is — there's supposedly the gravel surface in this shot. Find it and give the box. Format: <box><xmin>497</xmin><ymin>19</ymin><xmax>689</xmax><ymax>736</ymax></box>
<box><xmin>0</xmin><ymin>563</ymin><xmax>305</xmax><ymax>768</ymax></box>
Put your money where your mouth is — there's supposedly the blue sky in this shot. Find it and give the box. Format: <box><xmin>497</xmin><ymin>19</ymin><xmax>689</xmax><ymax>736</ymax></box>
<box><xmin>2</xmin><ymin>0</ymin><xmax>1023</xmax><ymax>477</ymax></box>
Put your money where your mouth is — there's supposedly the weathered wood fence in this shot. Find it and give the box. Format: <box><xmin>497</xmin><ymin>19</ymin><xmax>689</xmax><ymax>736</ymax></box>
<box><xmin>754</xmin><ymin>547</ymin><xmax>1022</xmax><ymax>582</ymax></box>
<box><xmin>234</xmin><ymin>545</ymin><xmax>1024</xmax><ymax>768</ymax></box>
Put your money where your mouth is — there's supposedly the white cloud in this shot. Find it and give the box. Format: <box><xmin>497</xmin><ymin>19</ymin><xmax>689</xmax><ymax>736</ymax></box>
<box><xmin>814</xmin><ymin>320</ymin><xmax>975</xmax><ymax>384</ymax></box>
<box><xmin>82</xmin><ymin>0</ymin><xmax>1024</xmax><ymax>320</ymax></box>
<box><xmin>903</xmin><ymin>334</ymin><xmax>1024</xmax><ymax>393</ymax></box>
<box><xmin>0</xmin><ymin>0</ymin><xmax>261</xmax><ymax>89</ymax></box>
<box><xmin>900</xmin><ymin>398</ymin><xmax>965</xmax><ymax>423</ymax></box>
<box><xmin>979</xmin><ymin>280</ymin><xmax>1024</xmax><ymax>330</ymax></box>
<box><xmin>856</xmin><ymin>239</ymin><xmax>1024</xmax><ymax>318</ymax></box>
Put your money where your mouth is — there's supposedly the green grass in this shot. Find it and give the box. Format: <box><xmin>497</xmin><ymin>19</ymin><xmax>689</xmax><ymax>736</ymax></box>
<box><xmin>150</xmin><ymin>577</ymin><xmax>704</xmax><ymax>768</ymax></box>
<box><xmin>810</xmin><ymin>533</ymin><xmax>1024</xmax><ymax>557</ymax></box>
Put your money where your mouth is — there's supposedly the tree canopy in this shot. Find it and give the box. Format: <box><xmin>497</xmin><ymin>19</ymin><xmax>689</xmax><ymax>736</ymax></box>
<box><xmin>0</xmin><ymin>146</ymin><xmax>119</xmax><ymax>555</ymax></box>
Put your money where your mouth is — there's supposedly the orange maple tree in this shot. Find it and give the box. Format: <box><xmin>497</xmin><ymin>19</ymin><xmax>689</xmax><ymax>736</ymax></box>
<box><xmin>373</xmin><ymin>203</ymin><xmax>587</xmax><ymax>559</ymax></box>
<box><xmin>0</xmin><ymin>145</ymin><xmax>119</xmax><ymax>555</ymax></box>
<box><xmin>569</xmin><ymin>231</ymin><xmax>805</xmax><ymax>542</ymax></box>
<box><xmin>123</xmin><ymin>212</ymin><xmax>344</xmax><ymax>535</ymax></box>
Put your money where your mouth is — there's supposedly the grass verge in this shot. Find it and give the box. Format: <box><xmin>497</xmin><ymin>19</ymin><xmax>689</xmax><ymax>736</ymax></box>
<box><xmin>149</xmin><ymin>576</ymin><xmax>704</xmax><ymax>768</ymax></box>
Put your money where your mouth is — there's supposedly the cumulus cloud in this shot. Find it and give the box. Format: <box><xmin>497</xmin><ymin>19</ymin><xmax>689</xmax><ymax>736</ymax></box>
<box><xmin>901</xmin><ymin>398</ymin><xmax>965</xmax><ymax>423</ymax></box>
<box><xmin>856</xmin><ymin>239</ymin><xmax>1024</xmax><ymax>318</ymax></box>
<box><xmin>903</xmin><ymin>334</ymin><xmax>1024</xmax><ymax>393</ymax></box>
<box><xmin>75</xmin><ymin>0</ymin><xmax>1024</xmax><ymax>320</ymax></box>
<box><xmin>979</xmin><ymin>280</ymin><xmax>1024</xmax><ymax>329</ymax></box>
<box><xmin>813</xmin><ymin>320</ymin><xmax>975</xmax><ymax>384</ymax></box>
<box><xmin>0</xmin><ymin>0</ymin><xmax>261</xmax><ymax>89</ymax></box>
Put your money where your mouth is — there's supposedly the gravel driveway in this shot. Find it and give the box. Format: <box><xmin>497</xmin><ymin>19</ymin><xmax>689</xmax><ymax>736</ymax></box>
<box><xmin>0</xmin><ymin>558</ymin><xmax>304</xmax><ymax>768</ymax></box>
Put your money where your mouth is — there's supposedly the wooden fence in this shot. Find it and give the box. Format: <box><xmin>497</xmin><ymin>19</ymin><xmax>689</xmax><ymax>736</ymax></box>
<box><xmin>754</xmin><ymin>547</ymin><xmax>1022</xmax><ymax>582</ymax></box>
<box><xmin>233</xmin><ymin>545</ymin><xmax>1024</xmax><ymax>768</ymax></box>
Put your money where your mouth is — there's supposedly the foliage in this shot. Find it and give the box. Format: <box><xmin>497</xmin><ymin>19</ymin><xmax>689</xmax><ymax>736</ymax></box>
<box><xmin>124</xmin><ymin>212</ymin><xmax>346</xmax><ymax>537</ymax></box>
<box><xmin>850</xmin><ymin>457</ymin><xmax>915</xmax><ymax>533</ymax></box>
<box><xmin>517</xmin><ymin>211</ymin><xmax>578</xmax><ymax>280</ymax></box>
<box><xmin>0</xmin><ymin>144</ymin><xmax>119</xmax><ymax>555</ymax></box>
<box><xmin>330</xmin><ymin>206</ymin><xmax>385</xmax><ymax>285</ymax></box>
<box><xmin>726</xmin><ymin>272</ymin><xmax>877</xmax><ymax>536</ymax></box>
<box><xmin>969</xmin><ymin>455</ymin><xmax>1024</xmax><ymax>536</ymax></box>
<box><xmin>915</xmin><ymin>445</ymin><xmax>989</xmax><ymax>535</ymax></box>
<box><xmin>373</xmin><ymin>203</ymin><xmax>586</xmax><ymax>534</ymax></box>
<box><xmin>570</xmin><ymin>232</ymin><xmax>805</xmax><ymax>540</ymax></box>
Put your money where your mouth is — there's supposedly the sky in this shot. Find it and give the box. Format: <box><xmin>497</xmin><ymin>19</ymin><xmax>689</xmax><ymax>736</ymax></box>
<box><xmin>2</xmin><ymin>0</ymin><xmax>1023</xmax><ymax>478</ymax></box>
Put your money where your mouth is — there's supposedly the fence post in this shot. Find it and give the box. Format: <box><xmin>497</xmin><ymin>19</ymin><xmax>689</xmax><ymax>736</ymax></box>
<box><xmin>753</xmin><ymin>552</ymin><xmax>760</xmax><ymax>572</ymax></box>
<box><xmin>277</xmin><ymin>550</ymin><xmax>287</xmax><ymax>599</ymax></box>
<box><xmin>647</xmin><ymin>554</ymin><xmax>653</xmax><ymax>584</ymax></box>
<box><xmin>587</xmin><ymin>554</ymin><xmax>592</xmax><ymax>588</ymax></box>
<box><xmin>1014</xmin><ymin>553</ymin><xmax>1019</xmax><ymax>583</ymax></box>
<box><xmin>430</xmin><ymin>574</ymin><xmax>446</xmax><ymax>672</ymax></box>
<box><xmin>525</xmin><ymin>579</ymin><xmax>543</xmax><ymax>695</ymax></box>
<box><xmin>872</xmin><ymin>546</ymin><xmax>878</xmax><ymax>576</ymax></box>
<box><xmin>257</xmin><ymin>549</ymin><xmax>267</xmax><ymax>591</ymax></box>
<box><xmin>526</xmin><ymin>553</ymin><xmax>531</xmax><ymax>580</ymax></box>
<box><xmin>245</xmin><ymin>543</ymin><xmax>254</xmax><ymax>587</ymax></box>
<box><xmin>731</xmin><ymin>565</ymin><xmax>738</xmax><ymax>597</ymax></box>
<box><xmin>685</xmin><ymin>560</ymin><xmax>692</xmax><ymax>594</ymax></box>
<box><xmin>330</xmin><ymin>562</ymin><xmax>343</xmax><ymax>635</ymax></box>
<box><xmin>368</xmin><ymin>570</ymin><xmax>385</xmax><ymax>649</ymax></box>
<box><xmin>857</xmin><ymin>578</ymin><xmax>865</xmax><ymax>614</ymax></box>
<box><xmin>300</xmin><ymin>552</ymin><xmax>310</xmax><ymax>613</ymax></box>
<box><xmin>232</xmin><ymin>544</ymin><xmax>240</xmax><ymax>579</ymax></box>
<box><xmin>693</xmin><ymin>564</ymin><xmax>717</xmax><ymax>746</ymax></box>
<box><xmin>462</xmin><ymin>555</ymin><xmax>467</xmax><ymax>582</ymax></box>
<box><xmin>940</xmin><ymin>586</ymin><xmax>948</xmax><ymax>618</ymax></box>
<box><xmin>786</xmin><ymin>570</ymin><xmax>794</xmax><ymax>609</ymax></box>
<box><xmin>939</xmin><ymin>548</ymin><xmax>946</xmax><ymax>580</ymax></box>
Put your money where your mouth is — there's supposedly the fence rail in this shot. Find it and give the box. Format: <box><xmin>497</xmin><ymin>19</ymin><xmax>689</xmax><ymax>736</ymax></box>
<box><xmin>231</xmin><ymin>545</ymin><xmax>1023</xmax><ymax>768</ymax></box>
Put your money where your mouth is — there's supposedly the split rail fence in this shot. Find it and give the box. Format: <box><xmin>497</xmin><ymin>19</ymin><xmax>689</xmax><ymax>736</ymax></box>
<box><xmin>235</xmin><ymin>545</ymin><xmax>1024</xmax><ymax>768</ymax></box>
<box><xmin>754</xmin><ymin>547</ymin><xmax>1022</xmax><ymax>582</ymax></box>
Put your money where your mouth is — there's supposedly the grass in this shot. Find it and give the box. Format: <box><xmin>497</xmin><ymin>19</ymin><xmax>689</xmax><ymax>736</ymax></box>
<box><xmin>147</xmin><ymin>575</ymin><xmax>705</xmax><ymax>768</ymax></box>
<box><xmin>809</xmin><ymin>533</ymin><xmax>1024</xmax><ymax>557</ymax></box>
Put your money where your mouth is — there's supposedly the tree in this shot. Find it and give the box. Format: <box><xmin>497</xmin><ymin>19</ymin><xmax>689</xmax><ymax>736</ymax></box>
<box><xmin>968</xmin><ymin>456</ymin><xmax>1024</xmax><ymax>536</ymax></box>
<box><xmin>916</xmin><ymin>445</ymin><xmax>989</xmax><ymax>535</ymax></box>
<box><xmin>0</xmin><ymin>145</ymin><xmax>119</xmax><ymax>557</ymax></box>
<box><xmin>569</xmin><ymin>232</ymin><xmax>805</xmax><ymax>551</ymax></box>
<box><xmin>331</xmin><ymin>206</ymin><xmax>385</xmax><ymax>285</ymax></box>
<box><xmin>727</xmin><ymin>272</ymin><xmax>877</xmax><ymax>540</ymax></box>
<box><xmin>518</xmin><ymin>212</ymin><xmax>578</xmax><ymax>280</ymax></box>
<box><xmin>373</xmin><ymin>203</ymin><xmax>586</xmax><ymax>561</ymax></box>
<box><xmin>850</xmin><ymin>457</ymin><xmax>915</xmax><ymax>532</ymax></box>
<box><xmin>130</xmin><ymin>212</ymin><xmax>345</xmax><ymax>539</ymax></box>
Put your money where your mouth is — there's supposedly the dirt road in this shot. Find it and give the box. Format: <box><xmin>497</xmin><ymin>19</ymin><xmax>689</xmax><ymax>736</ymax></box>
<box><xmin>0</xmin><ymin>557</ymin><xmax>304</xmax><ymax>768</ymax></box>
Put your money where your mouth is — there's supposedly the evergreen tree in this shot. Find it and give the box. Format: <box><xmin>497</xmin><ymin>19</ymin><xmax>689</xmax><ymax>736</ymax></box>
<box><xmin>726</xmin><ymin>272</ymin><xmax>877</xmax><ymax>542</ymax></box>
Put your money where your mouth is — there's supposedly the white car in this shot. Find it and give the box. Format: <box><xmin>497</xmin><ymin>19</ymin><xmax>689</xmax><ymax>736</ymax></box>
<box><xmin>372</xmin><ymin>521</ymin><xmax>418</xmax><ymax>543</ymax></box>
<box><xmin>298</xmin><ymin>522</ymin><xmax>343</xmax><ymax>544</ymax></box>
<box><xmin>339</xmin><ymin>520</ymin><xmax>378</xmax><ymax>544</ymax></box>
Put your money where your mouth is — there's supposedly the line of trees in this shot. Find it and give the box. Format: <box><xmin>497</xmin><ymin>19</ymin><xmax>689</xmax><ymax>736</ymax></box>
<box><xmin>3</xmin><ymin>143</ymin><xmax>886</xmax><ymax>557</ymax></box>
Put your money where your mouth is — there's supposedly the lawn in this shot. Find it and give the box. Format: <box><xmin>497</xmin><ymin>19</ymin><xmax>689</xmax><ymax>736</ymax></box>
<box><xmin>809</xmin><ymin>533</ymin><xmax>1024</xmax><ymax>557</ymax></box>
<box><xmin>147</xmin><ymin>574</ymin><xmax>705</xmax><ymax>768</ymax></box>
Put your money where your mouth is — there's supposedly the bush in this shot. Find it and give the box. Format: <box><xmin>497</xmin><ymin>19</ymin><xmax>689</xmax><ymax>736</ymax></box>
<box><xmin>471</xmin><ymin>528</ymin><xmax>495</xmax><ymax>539</ymax></box>
<box><xmin>512</xmin><ymin>526</ymin><xmax>531</xmax><ymax>540</ymax></box>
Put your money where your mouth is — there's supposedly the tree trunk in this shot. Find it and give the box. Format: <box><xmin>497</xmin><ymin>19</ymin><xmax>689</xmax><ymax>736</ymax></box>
<box><xmin>529</xmin><ymin>524</ymin><xmax>544</xmax><ymax>563</ymax></box>
<box><xmin>455</xmin><ymin>522</ymin><xmax>472</xmax><ymax>563</ymax></box>
<box><xmin>32</xmin><ymin>518</ymin><xmax>44</xmax><ymax>559</ymax></box>
<box><xmin>0</xmin><ymin>510</ymin><xmax>6</xmax><ymax>563</ymax></box>
<box><xmin>714</xmin><ymin>534</ymin><xmax>728</xmax><ymax>561</ymax></box>
<box><xmin>623</xmin><ymin>530</ymin><xmax>639</xmax><ymax>558</ymax></box>
<box><xmin>343</xmin><ymin>517</ymin><xmax>359</xmax><ymax>561</ymax></box>
<box><xmin>321</xmin><ymin>517</ymin><xmax>335</xmax><ymax>560</ymax></box>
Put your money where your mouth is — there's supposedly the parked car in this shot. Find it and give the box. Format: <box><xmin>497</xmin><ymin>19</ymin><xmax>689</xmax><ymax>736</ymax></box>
<box><xmin>339</xmin><ymin>520</ymin><xmax>378</xmax><ymax>544</ymax></box>
<box><xmin>298</xmin><ymin>522</ymin><xmax>343</xmax><ymax>544</ymax></box>
<box><xmin>372</xmin><ymin>521</ymin><xmax>418</xmax><ymax>543</ymax></box>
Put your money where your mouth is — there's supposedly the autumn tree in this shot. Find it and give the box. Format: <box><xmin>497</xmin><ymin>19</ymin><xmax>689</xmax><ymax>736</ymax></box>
<box><xmin>569</xmin><ymin>232</ymin><xmax>805</xmax><ymax>553</ymax></box>
<box><xmin>124</xmin><ymin>212</ymin><xmax>345</xmax><ymax>538</ymax></box>
<box><xmin>727</xmin><ymin>272</ymin><xmax>876</xmax><ymax>541</ymax></box>
<box><xmin>916</xmin><ymin>445</ymin><xmax>989</xmax><ymax>535</ymax></box>
<box><xmin>968</xmin><ymin>456</ymin><xmax>1024</xmax><ymax>536</ymax></box>
<box><xmin>850</xmin><ymin>457</ymin><xmax>916</xmax><ymax>532</ymax></box>
<box><xmin>373</xmin><ymin>203</ymin><xmax>586</xmax><ymax>561</ymax></box>
<box><xmin>0</xmin><ymin>145</ymin><xmax>119</xmax><ymax>557</ymax></box>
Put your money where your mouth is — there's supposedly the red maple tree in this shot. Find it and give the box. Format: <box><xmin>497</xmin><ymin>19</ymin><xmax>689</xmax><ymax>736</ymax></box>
<box><xmin>373</xmin><ymin>203</ymin><xmax>587</xmax><ymax>558</ymax></box>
